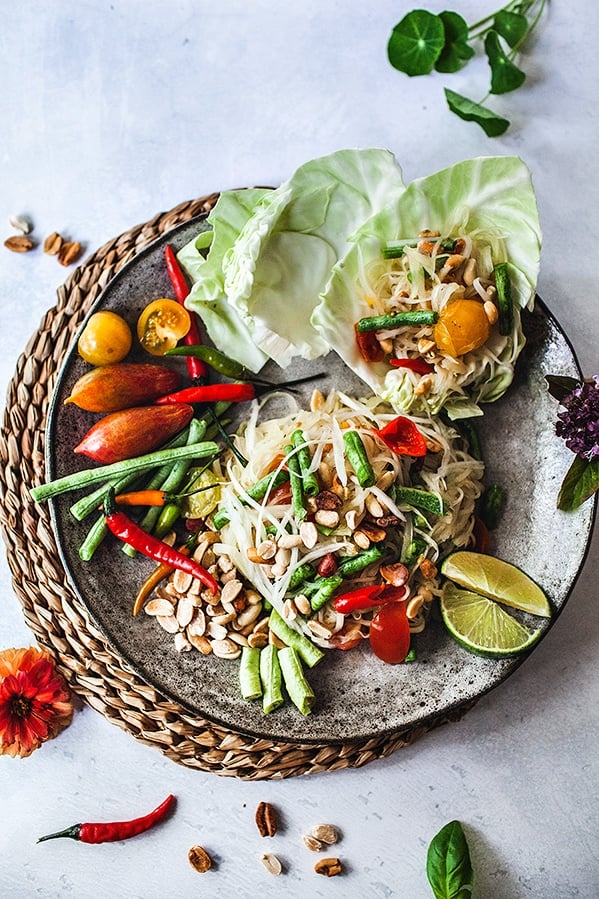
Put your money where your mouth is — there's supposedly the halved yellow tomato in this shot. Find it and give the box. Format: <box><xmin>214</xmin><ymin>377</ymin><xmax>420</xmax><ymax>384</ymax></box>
<box><xmin>433</xmin><ymin>299</ymin><xmax>490</xmax><ymax>357</ymax></box>
<box><xmin>137</xmin><ymin>298</ymin><xmax>191</xmax><ymax>356</ymax></box>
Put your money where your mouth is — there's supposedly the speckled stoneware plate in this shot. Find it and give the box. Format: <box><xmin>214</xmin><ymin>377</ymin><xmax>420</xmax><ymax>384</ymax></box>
<box><xmin>46</xmin><ymin>215</ymin><xmax>596</xmax><ymax>743</ymax></box>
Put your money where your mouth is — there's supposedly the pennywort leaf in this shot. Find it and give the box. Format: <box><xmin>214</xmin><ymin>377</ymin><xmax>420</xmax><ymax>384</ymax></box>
<box><xmin>557</xmin><ymin>456</ymin><xmax>599</xmax><ymax>511</ymax></box>
<box><xmin>545</xmin><ymin>375</ymin><xmax>582</xmax><ymax>403</ymax></box>
<box><xmin>485</xmin><ymin>30</ymin><xmax>526</xmax><ymax>94</ymax></box>
<box><xmin>444</xmin><ymin>88</ymin><xmax>510</xmax><ymax>136</ymax></box>
<box><xmin>426</xmin><ymin>820</ymin><xmax>474</xmax><ymax>899</ymax></box>
<box><xmin>435</xmin><ymin>11</ymin><xmax>475</xmax><ymax>74</ymax></box>
<box><xmin>493</xmin><ymin>10</ymin><xmax>529</xmax><ymax>48</ymax></box>
<box><xmin>387</xmin><ymin>10</ymin><xmax>446</xmax><ymax>76</ymax></box>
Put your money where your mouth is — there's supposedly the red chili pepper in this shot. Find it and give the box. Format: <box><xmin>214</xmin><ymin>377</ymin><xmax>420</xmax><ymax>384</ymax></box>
<box><xmin>164</xmin><ymin>244</ymin><xmax>208</xmax><ymax>383</ymax></box>
<box><xmin>37</xmin><ymin>794</ymin><xmax>176</xmax><ymax>844</ymax></box>
<box><xmin>375</xmin><ymin>415</ymin><xmax>428</xmax><ymax>457</ymax></box>
<box><xmin>103</xmin><ymin>489</ymin><xmax>219</xmax><ymax>594</ymax></box>
<box><xmin>354</xmin><ymin>323</ymin><xmax>385</xmax><ymax>363</ymax></box>
<box><xmin>156</xmin><ymin>383</ymin><xmax>256</xmax><ymax>405</ymax></box>
<box><xmin>333</xmin><ymin>583</ymin><xmax>408</xmax><ymax>615</ymax></box>
<box><xmin>389</xmin><ymin>357</ymin><xmax>434</xmax><ymax>375</ymax></box>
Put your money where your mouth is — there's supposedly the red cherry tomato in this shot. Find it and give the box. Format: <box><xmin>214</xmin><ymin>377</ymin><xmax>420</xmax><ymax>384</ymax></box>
<box><xmin>369</xmin><ymin>601</ymin><xmax>411</xmax><ymax>664</ymax></box>
<box><xmin>354</xmin><ymin>323</ymin><xmax>384</xmax><ymax>362</ymax></box>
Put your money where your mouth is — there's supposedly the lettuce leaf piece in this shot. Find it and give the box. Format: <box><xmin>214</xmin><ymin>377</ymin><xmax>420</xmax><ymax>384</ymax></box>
<box><xmin>221</xmin><ymin>148</ymin><xmax>406</xmax><ymax>367</ymax></box>
<box><xmin>178</xmin><ymin>188</ymin><xmax>273</xmax><ymax>372</ymax></box>
<box><xmin>313</xmin><ymin>155</ymin><xmax>541</xmax><ymax>417</ymax></box>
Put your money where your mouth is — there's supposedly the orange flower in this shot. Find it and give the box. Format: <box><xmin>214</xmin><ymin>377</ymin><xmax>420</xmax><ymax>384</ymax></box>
<box><xmin>0</xmin><ymin>646</ymin><xmax>73</xmax><ymax>758</ymax></box>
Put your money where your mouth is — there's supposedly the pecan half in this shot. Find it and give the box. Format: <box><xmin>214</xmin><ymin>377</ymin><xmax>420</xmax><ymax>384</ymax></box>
<box><xmin>255</xmin><ymin>801</ymin><xmax>278</xmax><ymax>837</ymax></box>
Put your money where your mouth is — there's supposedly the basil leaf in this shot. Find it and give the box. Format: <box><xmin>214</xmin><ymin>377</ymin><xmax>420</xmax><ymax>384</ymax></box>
<box><xmin>426</xmin><ymin>820</ymin><xmax>473</xmax><ymax>899</ymax></box>
<box><xmin>493</xmin><ymin>10</ymin><xmax>528</xmax><ymax>48</ymax></box>
<box><xmin>444</xmin><ymin>89</ymin><xmax>510</xmax><ymax>137</ymax></box>
<box><xmin>388</xmin><ymin>10</ymin><xmax>445</xmax><ymax>76</ymax></box>
<box><xmin>485</xmin><ymin>31</ymin><xmax>526</xmax><ymax>95</ymax></box>
<box><xmin>557</xmin><ymin>456</ymin><xmax>599</xmax><ymax>511</ymax></box>
<box><xmin>435</xmin><ymin>11</ymin><xmax>475</xmax><ymax>74</ymax></box>
<box><xmin>545</xmin><ymin>375</ymin><xmax>581</xmax><ymax>403</ymax></box>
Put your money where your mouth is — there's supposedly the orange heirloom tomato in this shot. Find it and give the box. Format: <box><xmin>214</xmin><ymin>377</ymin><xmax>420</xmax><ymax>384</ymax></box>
<box><xmin>137</xmin><ymin>298</ymin><xmax>191</xmax><ymax>356</ymax></box>
<box><xmin>433</xmin><ymin>299</ymin><xmax>490</xmax><ymax>357</ymax></box>
<box><xmin>78</xmin><ymin>311</ymin><xmax>132</xmax><ymax>365</ymax></box>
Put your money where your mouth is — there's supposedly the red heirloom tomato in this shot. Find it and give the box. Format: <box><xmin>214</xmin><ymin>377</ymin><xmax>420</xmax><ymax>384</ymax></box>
<box><xmin>369</xmin><ymin>601</ymin><xmax>411</xmax><ymax>664</ymax></box>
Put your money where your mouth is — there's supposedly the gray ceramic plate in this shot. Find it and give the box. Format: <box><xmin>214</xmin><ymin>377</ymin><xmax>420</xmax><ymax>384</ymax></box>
<box><xmin>46</xmin><ymin>215</ymin><xmax>596</xmax><ymax>743</ymax></box>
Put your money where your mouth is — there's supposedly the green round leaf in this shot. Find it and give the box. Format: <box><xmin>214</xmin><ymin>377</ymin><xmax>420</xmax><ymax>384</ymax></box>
<box><xmin>387</xmin><ymin>10</ymin><xmax>445</xmax><ymax>76</ymax></box>
<box><xmin>494</xmin><ymin>10</ymin><xmax>528</xmax><ymax>48</ymax></box>
<box><xmin>435</xmin><ymin>11</ymin><xmax>475</xmax><ymax>74</ymax></box>
<box><xmin>444</xmin><ymin>88</ymin><xmax>510</xmax><ymax>137</ymax></box>
<box><xmin>485</xmin><ymin>31</ymin><xmax>526</xmax><ymax>95</ymax></box>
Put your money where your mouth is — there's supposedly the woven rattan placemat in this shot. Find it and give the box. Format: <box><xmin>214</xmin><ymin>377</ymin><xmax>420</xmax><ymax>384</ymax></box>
<box><xmin>0</xmin><ymin>194</ymin><xmax>470</xmax><ymax>779</ymax></box>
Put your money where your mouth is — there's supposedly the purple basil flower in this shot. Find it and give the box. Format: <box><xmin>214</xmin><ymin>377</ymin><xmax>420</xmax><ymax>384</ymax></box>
<box><xmin>555</xmin><ymin>375</ymin><xmax>599</xmax><ymax>460</ymax></box>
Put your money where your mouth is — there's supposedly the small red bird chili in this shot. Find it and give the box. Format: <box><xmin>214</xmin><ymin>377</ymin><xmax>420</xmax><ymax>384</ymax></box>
<box><xmin>164</xmin><ymin>244</ymin><xmax>208</xmax><ymax>383</ymax></box>
<box><xmin>389</xmin><ymin>357</ymin><xmax>434</xmax><ymax>375</ymax></box>
<box><xmin>375</xmin><ymin>415</ymin><xmax>428</xmax><ymax>457</ymax></box>
<box><xmin>156</xmin><ymin>382</ymin><xmax>256</xmax><ymax>405</ymax></box>
<box><xmin>37</xmin><ymin>794</ymin><xmax>176</xmax><ymax>844</ymax></box>
<box><xmin>103</xmin><ymin>488</ymin><xmax>219</xmax><ymax>595</ymax></box>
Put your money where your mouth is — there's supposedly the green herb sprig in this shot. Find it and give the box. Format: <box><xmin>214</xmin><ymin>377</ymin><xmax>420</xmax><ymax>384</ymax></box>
<box><xmin>426</xmin><ymin>820</ymin><xmax>474</xmax><ymax>898</ymax></box>
<box><xmin>387</xmin><ymin>1</ymin><xmax>548</xmax><ymax>136</ymax></box>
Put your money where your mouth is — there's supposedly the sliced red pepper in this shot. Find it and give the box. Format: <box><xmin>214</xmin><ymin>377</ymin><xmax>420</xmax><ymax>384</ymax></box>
<box><xmin>375</xmin><ymin>415</ymin><xmax>428</xmax><ymax>457</ymax></box>
<box><xmin>389</xmin><ymin>357</ymin><xmax>434</xmax><ymax>375</ymax></box>
<box><xmin>164</xmin><ymin>244</ymin><xmax>208</xmax><ymax>383</ymax></box>
<box><xmin>156</xmin><ymin>383</ymin><xmax>256</xmax><ymax>405</ymax></box>
<box><xmin>333</xmin><ymin>583</ymin><xmax>408</xmax><ymax>615</ymax></box>
<box><xmin>354</xmin><ymin>323</ymin><xmax>385</xmax><ymax>363</ymax></box>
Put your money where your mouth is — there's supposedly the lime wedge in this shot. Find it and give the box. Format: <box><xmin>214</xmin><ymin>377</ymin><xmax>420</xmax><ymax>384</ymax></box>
<box><xmin>441</xmin><ymin>551</ymin><xmax>551</xmax><ymax>618</ymax></box>
<box><xmin>440</xmin><ymin>582</ymin><xmax>543</xmax><ymax>658</ymax></box>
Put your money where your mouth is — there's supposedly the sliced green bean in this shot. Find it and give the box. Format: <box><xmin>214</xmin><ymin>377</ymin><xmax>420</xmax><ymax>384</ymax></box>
<box><xmin>277</xmin><ymin>646</ymin><xmax>315</xmax><ymax>716</ymax></box>
<box><xmin>342</xmin><ymin>430</ymin><xmax>375</xmax><ymax>488</ymax></box>
<box><xmin>268</xmin><ymin>610</ymin><xmax>324</xmax><ymax>669</ymax></box>
<box><xmin>309</xmin><ymin>575</ymin><xmax>343</xmax><ymax>612</ymax></box>
<box><xmin>239</xmin><ymin>646</ymin><xmax>262</xmax><ymax>701</ymax></box>
<box><xmin>284</xmin><ymin>444</ymin><xmax>307</xmax><ymax>521</ymax></box>
<box><xmin>356</xmin><ymin>310</ymin><xmax>438</xmax><ymax>332</ymax></box>
<box><xmin>30</xmin><ymin>441</ymin><xmax>219</xmax><ymax>503</ymax></box>
<box><xmin>337</xmin><ymin>545</ymin><xmax>385</xmax><ymax>577</ymax></box>
<box><xmin>290</xmin><ymin>429</ymin><xmax>319</xmax><ymax>497</ymax></box>
<box><xmin>288</xmin><ymin>562</ymin><xmax>315</xmax><ymax>591</ymax></box>
<box><xmin>259</xmin><ymin>644</ymin><xmax>284</xmax><ymax>714</ymax></box>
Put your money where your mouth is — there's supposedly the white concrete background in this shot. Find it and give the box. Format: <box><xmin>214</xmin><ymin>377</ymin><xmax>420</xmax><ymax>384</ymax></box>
<box><xmin>1</xmin><ymin>2</ymin><xmax>597</xmax><ymax>896</ymax></box>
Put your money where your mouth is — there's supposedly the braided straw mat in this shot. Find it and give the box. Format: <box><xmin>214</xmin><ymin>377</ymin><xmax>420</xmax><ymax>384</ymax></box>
<box><xmin>0</xmin><ymin>194</ymin><xmax>470</xmax><ymax>779</ymax></box>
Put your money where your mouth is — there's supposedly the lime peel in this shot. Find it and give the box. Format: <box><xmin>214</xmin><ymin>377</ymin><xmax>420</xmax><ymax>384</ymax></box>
<box><xmin>440</xmin><ymin>551</ymin><xmax>551</xmax><ymax>618</ymax></box>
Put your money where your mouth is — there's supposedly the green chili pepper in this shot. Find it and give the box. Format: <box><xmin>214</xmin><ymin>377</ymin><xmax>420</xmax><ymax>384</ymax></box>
<box><xmin>342</xmin><ymin>430</ymin><xmax>375</xmax><ymax>487</ymax></box>
<box><xmin>166</xmin><ymin>344</ymin><xmax>251</xmax><ymax>380</ymax></box>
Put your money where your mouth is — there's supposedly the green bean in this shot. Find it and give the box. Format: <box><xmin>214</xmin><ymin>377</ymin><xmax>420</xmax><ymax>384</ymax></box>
<box><xmin>288</xmin><ymin>563</ymin><xmax>315</xmax><ymax>591</ymax></box>
<box><xmin>355</xmin><ymin>310</ymin><xmax>438</xmax><ymax>332</ymax></box>
<box><xmin>268</xmin><ymin>610</ymin><xmax>324</xmax><ymax>669</ymax></box>
<box><xmin>394</xmin><ymin>486</ymin><xmax>445</xmax><ymax>515</ymax></box>
<box><xmin>337</xmin><ymin>545</ymin><xmax>385</xmax><ymax>577</ymax></box>
<box><xmin>290</xmin><ymin>429</ymin><xmax>319</xmax><ymax>497</ymax></box>
<box><xmin>239</xmin><ymin>646</ymin><xmax>262</xmax><ymax>701</ymax></box>
<box><xmin>259</xmin><ymin>644</ymin><xmax>284</xmax><ymax>714</ymax></box>
<box><xmin>78</xmin><ymin>513</ymin><xmax>108</xmax><ymax>562</ymax></box>
<box><xmin>284</xmin><ymin>444</ymin><xmax>307</xmax><ymax>521</ymax></box>
<box><xmin>31</xmin><ymin>442</ymin><xmax>219</xmax><ymax>503</ymax></box>
<box><xmin>277</xmin><ymin>647</ymin><xmax>315</xmax><ymax>716</ymax></box>
<box><xmin>342</xmin><ymin>430</ymin><xmax>375</xmax><ymax>488</ymax></box>
<box><xmin>309</xmin><ymin>575</ymin><xmax>343</xmax><ymax>612</ymax></box>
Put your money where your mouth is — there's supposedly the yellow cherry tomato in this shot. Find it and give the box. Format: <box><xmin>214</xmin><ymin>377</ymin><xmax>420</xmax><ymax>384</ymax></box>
<box><xmin>137</xmin><ymin>298</ymin><xmax>191</xmax><ymax>356</ymax></box>
<box><xmin>78</xmin><ymin>311</ymin><xmax>132</xmax><ymax>365</ymax></box>
<box><xmin>433</xmin><ymin>299</ymin><xmax>490</xmax><ymax>357</ymax></box>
